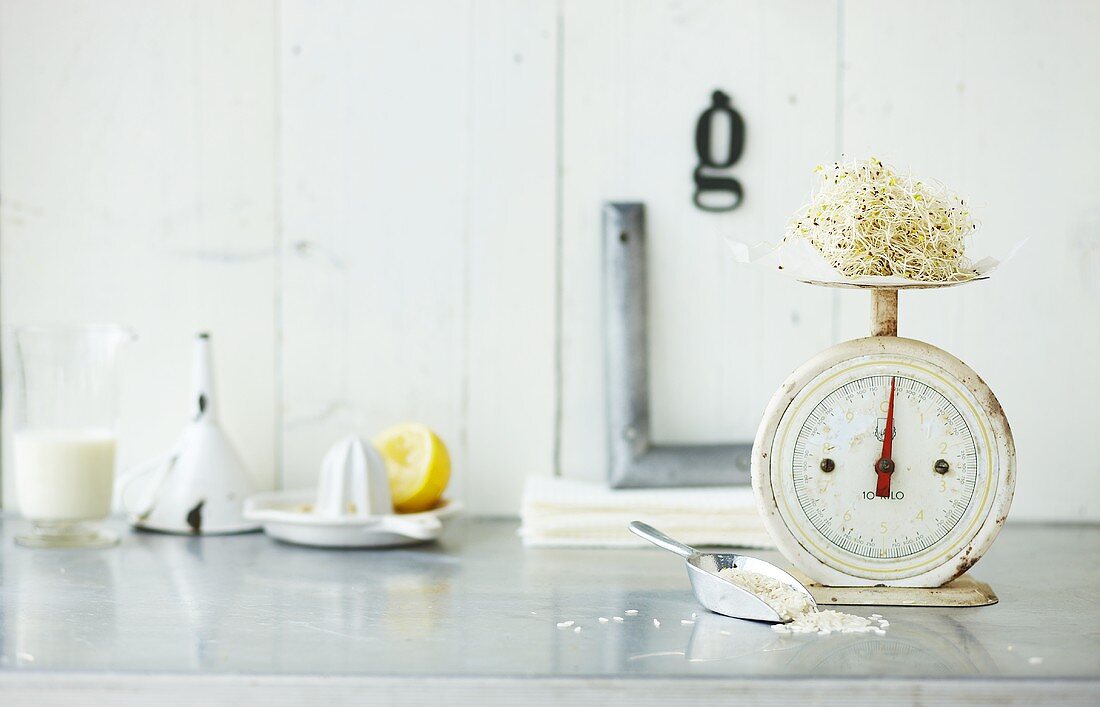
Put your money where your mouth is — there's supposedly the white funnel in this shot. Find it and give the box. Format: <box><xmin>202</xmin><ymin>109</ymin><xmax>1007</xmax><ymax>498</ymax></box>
<box><xmin>118</xmin><ymin>333</ymin><xmax>259</xmax><ymax>534</ymax></box>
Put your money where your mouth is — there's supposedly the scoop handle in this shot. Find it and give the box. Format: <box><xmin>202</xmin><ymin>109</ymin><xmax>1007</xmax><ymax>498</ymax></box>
<box><xmin>629</xmin><ymin>521</ymin><xmax>696</xmax><ymax>558</ymax></box>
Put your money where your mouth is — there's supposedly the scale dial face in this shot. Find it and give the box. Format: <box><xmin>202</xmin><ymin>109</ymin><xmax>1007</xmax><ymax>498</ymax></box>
<box><xmin>752</xmin><ymin>337</ymin><xmax>1015</xmax><ymax>587</ymax></box>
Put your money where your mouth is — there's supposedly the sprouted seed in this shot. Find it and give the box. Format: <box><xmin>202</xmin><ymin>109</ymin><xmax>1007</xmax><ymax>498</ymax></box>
<box><xmin>784</xmin><ymin>157</ymin><xmax>977</xmax><ymax>282</ymax></box>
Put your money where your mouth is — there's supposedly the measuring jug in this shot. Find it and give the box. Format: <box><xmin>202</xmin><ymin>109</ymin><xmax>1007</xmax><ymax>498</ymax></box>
<box><xmin>9</xmin><ymin>324</ymin><xmax>133</xmax><ymax>548</ymax></box>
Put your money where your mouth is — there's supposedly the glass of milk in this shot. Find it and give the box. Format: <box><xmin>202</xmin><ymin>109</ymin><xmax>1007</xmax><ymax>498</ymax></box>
<box><xmin>9</xmin><ymin>324</ymin><xmax>133</xmax><ymax>548</ymax></box>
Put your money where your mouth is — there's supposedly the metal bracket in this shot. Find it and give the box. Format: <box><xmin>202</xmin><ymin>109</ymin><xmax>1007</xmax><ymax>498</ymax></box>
<box><xmin>603</xmin><ymin>202</ymin><xmax>752</xmax><ymax>488</ymax></box>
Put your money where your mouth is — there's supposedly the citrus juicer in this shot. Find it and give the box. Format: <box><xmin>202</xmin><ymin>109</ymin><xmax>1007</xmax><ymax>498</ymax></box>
<box><xmin>243</xmin><ymin>435</ymin><xmax>457</xmax><ymax>548</ymax></box>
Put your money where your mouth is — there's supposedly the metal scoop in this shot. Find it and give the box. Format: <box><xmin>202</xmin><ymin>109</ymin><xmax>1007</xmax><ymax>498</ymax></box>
<box><xmin>629</xmin><ymin>521</ymin><xmax>817</xmax><ymax>623</ymax></box>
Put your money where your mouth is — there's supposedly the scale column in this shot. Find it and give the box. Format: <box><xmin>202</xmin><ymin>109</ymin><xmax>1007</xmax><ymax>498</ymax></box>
<box><xmin>871</xmin><ymin>288</ymin><xmax>899</xmax><ymax>337</ymax></box>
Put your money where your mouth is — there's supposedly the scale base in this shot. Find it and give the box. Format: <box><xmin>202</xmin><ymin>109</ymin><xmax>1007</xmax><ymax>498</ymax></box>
<box><xmin>791</xmin><ymin>571</ymin><xmax>998</xmax><ymax>608</ymax></box>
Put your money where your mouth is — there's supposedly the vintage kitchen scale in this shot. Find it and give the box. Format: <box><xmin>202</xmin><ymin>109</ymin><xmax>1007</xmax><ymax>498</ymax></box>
<box><xmin>752</xmin><ymin>284</ymin><xmax>1015</xmax><ymax>607</ymax></box>
<box><xmin>600</xmin><ymin>202</ymin><xmax>1012</xmax><ymax>607</ymax></box>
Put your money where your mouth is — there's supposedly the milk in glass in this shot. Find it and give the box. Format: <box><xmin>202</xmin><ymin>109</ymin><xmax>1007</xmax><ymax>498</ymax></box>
<box><xmin>14</xmin><ymin>429</ymin><xmax>117</xmax><ymax>521</ymax></box>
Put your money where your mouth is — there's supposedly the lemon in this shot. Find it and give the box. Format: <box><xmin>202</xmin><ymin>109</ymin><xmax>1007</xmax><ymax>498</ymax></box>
<box><xmin>373</xmin><ymin>423</ymin><xmax>451</xmax><ymax>513</ymax></box>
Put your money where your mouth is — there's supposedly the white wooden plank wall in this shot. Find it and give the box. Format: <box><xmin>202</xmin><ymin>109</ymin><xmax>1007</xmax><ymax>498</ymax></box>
<box><xmin>1</xmin><ymin>0</ymin><xmax>1097</xmax><ymax>520</ymax></box>
<box><xmin>278</xmin><ymin>0</ymin><xmax>474</xmax><ymax>502</ymax></box>
<box><xmin>838</xmin><ymin>0</ymin><xmax>1100</xmax><ymax>521</ymax></box>
<box><xmin>463</xmin><ymin>2</ymin><xmax>558</xmax><ymax>513</ymax></box>
<box><xmin>0</xmin><ymin>0</ymin><xmax>277</xmax><ymax>501</ymax></box>
<box><xmin>279</xmin><ymin>0</ymin><xmax>556</xmax><ymax>514</ymax></box>
<box><xmin>558</xmin><ymin>0</ymin><xmax>839</xmax><ymax>482</ymax></box>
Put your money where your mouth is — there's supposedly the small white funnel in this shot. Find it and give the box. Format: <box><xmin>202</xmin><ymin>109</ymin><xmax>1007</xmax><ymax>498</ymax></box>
<box><xmin>118</xmin><ymin>333</ymin><xmax>259</xmax><ymax>534</ymax></box>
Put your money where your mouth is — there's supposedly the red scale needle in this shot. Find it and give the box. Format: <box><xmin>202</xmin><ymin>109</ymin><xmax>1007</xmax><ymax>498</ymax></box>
<box><xmin>875</xmin><ymin>377</ymin><xmax>897</xmax><ymax>498</ymax></box>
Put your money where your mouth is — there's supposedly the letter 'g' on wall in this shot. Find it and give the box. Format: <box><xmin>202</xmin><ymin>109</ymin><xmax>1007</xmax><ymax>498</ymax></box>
<box><xmin>692</xmin><ymin>90</ymin><xmax>744</xmax><ymax>212</ymax></box>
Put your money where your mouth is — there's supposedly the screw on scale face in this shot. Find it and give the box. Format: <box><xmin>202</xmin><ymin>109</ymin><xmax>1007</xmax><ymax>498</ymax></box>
<box><xmin>934</xmin><ymin>459</ymin><xmax>950</xmax><ymax>475</ymax></box>
<box><xmin>820</xmin><ymin>458</ymin><xmax>835</xmax><ymax>473</ymax></box>
<box><xmin>877</xmin><ymin>458</ymin><xmax>895</xmax><ymax>474</ymax></box>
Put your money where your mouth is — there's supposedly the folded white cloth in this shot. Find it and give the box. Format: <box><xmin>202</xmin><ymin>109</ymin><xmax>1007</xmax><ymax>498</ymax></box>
<box><xmin>519</xmin><ymin>476</ymin><xmax>774</xmax><ymax>549</ymax></box>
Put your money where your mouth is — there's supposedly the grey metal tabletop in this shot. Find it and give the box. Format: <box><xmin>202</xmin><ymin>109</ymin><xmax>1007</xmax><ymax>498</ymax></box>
<box><xmin>0</xmin><ymin>516</ymin><xmax>1098</xmax><ymax>705</ymax></box>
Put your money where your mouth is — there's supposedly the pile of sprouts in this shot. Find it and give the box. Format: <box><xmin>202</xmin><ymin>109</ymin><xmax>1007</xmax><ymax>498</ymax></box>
<box><xmin>784</xmin><ymin>157</ymin><xmax>978</xmax><ymax>282</ymax></box>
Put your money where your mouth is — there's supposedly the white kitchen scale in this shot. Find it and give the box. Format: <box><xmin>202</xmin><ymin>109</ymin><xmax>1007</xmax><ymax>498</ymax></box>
<box><xmin>752</xmin><ymin>285</ymin><xmax>1015</xmax><ymax>607</ymax></box>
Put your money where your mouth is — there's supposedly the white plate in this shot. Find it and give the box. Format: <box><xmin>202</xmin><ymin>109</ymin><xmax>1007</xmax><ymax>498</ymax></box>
<box><xmin>243</xmin><ymin>489</ymin><xmax>461</xmax><ymax>548</ymax></box>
